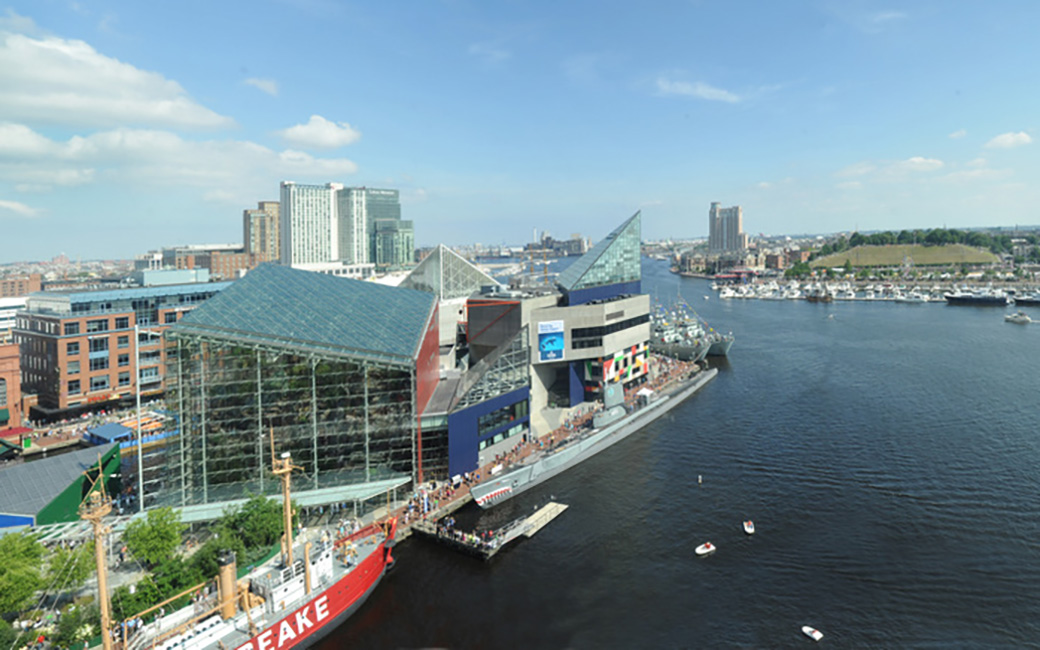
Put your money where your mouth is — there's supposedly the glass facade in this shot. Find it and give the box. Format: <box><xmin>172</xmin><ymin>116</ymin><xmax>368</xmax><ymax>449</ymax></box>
<box><xmin>155</xmin><ymin>336</ymin><xmax>416</xmax><ymax>509</ymax></box>
<box><xmin>455</xmin><ymin>326</ymin><xmax>530</xmax><ymax>410</ymax></box>
<box><xmin>372</xmin><ymin>218</ymin><xmax>415</xmax><ymax>269</ymax></box>
<box><xmin>557</xmin><ymin>211</ymin><xmax>642</xmax><ymax>291</ymax></box>
<box><xmin>401</xmin><ymin>244</ymin><xmax>499</xmax><ymax>301</ymax></box>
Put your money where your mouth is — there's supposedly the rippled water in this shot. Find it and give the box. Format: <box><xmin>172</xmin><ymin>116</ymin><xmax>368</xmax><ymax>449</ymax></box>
<box><xmin>322</xmin><ymin>260</ymin><xmax>1040</xmax><ymax>649</ymax></box>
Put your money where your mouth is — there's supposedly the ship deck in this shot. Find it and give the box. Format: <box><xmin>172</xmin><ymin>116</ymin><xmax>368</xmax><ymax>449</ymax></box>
<box><xmin>126</xmin><ymin>524</ymin><xmax>387</xmax><ymax>650</ymax></box>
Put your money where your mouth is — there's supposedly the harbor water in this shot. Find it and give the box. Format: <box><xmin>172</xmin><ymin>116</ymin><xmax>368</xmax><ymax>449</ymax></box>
<box><xmin>321</xmin><ymin>259</ymin><xmax>1040</xmax><ymax>648</ymax></box>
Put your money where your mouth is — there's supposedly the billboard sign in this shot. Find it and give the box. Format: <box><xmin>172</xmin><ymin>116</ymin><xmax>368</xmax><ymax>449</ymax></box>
<box><xmin>537</xmin><ymin>321</ymin><xmax>565</xmax><ymax>362</ymax></box>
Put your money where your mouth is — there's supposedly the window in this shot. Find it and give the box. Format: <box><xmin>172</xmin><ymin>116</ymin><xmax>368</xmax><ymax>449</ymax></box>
<box><xmin>117</xmin><ymin>335</ymin><xmax>129</xmax><ymax>349</ymax></box>
<box><xmin>118</xmin><ymin>354</ymin><xmax>130</xmax><ymax>367</ymax></box>
<box><xmin>115</xmin><ymin>317</ymin><xmax>130</xmax><ymax>329</ymax></box>
<box><xmin>89</xmin><ymin>357</ymin><xmax>109</xmax><ymax>371</ymax></box>
<box><xmin>90</xmin><ymin>376</ymin><xmax>109</xmax><ymax>392</ymax></box>
<box><xmin>0</xmin><ymin>378</ymin><xmax>6</xmax><ymax>406</ymax></box>
<box><xmin>64</xmin><ymin>322</ymin><xmax>80</xmax><ymax>335</ymax></box>
<box><xmin>66</xmin><ymin>341</ymin><xmax>80</xmax><ymax>355</ymax></box>
<box><xmin>67</xmin><ymin>360</ymin><xmax>80</xmax><ymax>375</ymax></box>
<box><xmin>89</xmin><ymin>338</ymin><xmax>109</xmax><ymax>353</ymax></box>
<box><xmin>164</xmin><ymin>312</ymin><xmax>177</xmax><ymax>323</ymax></box>
<box><xmin>118</xmin><ymin>372</ymin><xmax>130</xmax><ymax>387</ymax></box>
<box><xmin>68</xmin><ymin>379</ymin><xmax>81</xmax><ymax>395</ymax></box>
<box><xmin>86</xmin><ymin>319</ymin><xmax>109</xmax><ymax>333</ymax></box>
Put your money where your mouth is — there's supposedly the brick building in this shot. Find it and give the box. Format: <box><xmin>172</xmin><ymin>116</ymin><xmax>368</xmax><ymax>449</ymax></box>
<box><xmin>0</xmin><ymin>342</ymin><xmax>21</xmax><ymax>429</ymax></box>
<box><xmin>14</xmin><ymin>281</ymin><xmax>230</xmax><ymax>421</ymax></box>
<box><xmin>1</xmin><ymin>274</ymin><xmax>42</xmax><ymax>298</ymax></box>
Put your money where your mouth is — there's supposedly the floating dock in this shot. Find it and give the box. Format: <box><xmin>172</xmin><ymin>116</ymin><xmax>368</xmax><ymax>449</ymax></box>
<box><xmin>412</xmin><ymin>501</ymin><xmax>568</xmax><ymax>560</ymax></box>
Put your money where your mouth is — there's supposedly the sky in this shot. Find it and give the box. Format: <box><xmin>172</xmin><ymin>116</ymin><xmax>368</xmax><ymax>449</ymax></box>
<box><xmin>1</xmin><ymin>1</ymin><xmax>1038</xmax><ymax>263</ymax></box>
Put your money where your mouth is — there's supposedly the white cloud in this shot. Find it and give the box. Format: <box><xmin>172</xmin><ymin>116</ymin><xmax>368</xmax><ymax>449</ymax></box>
<box><xmin>0</xmin><ymin>198</ymin><xmax>41</xmax><ymax>218</ymax></box>
<box><xmin>870</xmin><ymin>11</ymin><xmax>906</xmax><ymax>25</ymax></box>
<box><xmin>894</xmin><ymin>156</ymin><xmax>944</xmax><ymax>172</ymax></box>
<box><xmin>0</xmin><ymin>123</ymin><xmax>358</xmax><ymax>196</ymax></box>
<box><xmin>468</xmin><ymin>42</ymin><xmax>510</xmax><ymax>66</ymax></box>
<box><xmin>276</xmin><ymin>115</ymin><xmax>361</xmax><ymax>150</ymax></box>
<box><xmin>0</xmin><ymin>29</ymin><xmax>232</xmax><ymax>129</ymax></box>
<box><xmin>985</xmin><ymin>131</ymin><xmax>1032</xmax><ymax>149</ymax></box>
<box><xmin>656</xmin><ymin>77</ymin><xmax>739</xmax><ymax>103</ymax></box>
<box><xmin>948</xmin><ymin>129</ymin><xmax>967</xmax><ymax>139</ymax></box>
<box><xmin>837</xmin><ymin>181</ymin><xmax>862</xmax><ymax>190</ymax></box>
<box><xmin>967</xmin><ymin>157</ymin><xmax>987</xmax><ymax>168</ymax></box>
<box><xmin>940</xmin><ymin>168</ymin><xmax>1010</xmax><ymax>183</ymax></box>
<box><xmin>244</xmin><ymin>77</ymin><xmax>278</xmax><ymax>96</ymax></box>
<box><xmin>835</xmin><ymin>161</ymin><xmax>875</xmax><ymax>178</ymax></box>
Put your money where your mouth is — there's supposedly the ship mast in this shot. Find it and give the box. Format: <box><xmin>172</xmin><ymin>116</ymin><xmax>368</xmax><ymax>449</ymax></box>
<box><xmin>270</xmin><ymin>429</ymin><xmax>302</xmax><ymax>567</ymax></box>
<box><xmin>80</xmin><ymin>455</ymin><xmax>114</xmax><ymax>650</ymax></box>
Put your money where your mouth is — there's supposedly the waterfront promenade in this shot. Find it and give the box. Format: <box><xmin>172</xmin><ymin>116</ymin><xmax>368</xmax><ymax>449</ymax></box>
<box><xmin>358</xmin><ymin>353</ymin><xmax>706</xmax><ymax>543</ymax></box>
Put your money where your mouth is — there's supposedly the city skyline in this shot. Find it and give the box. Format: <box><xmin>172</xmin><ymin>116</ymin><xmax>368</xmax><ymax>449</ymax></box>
<box><xmin>1</xmin><ymin>2</ymin><xmax>1038</xmax><ymax>263</ymax></box>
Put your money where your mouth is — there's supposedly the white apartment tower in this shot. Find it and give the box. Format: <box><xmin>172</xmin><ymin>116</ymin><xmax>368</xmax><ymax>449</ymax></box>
<box><xmin>279</xmin><ymin>181</ymin><xmax>343</xmax><ymax>265</ymax></box>
<box><xmin>708</xmin><ymin>202</ymin><xmax>748</xmax><ymax>253</ymax></box>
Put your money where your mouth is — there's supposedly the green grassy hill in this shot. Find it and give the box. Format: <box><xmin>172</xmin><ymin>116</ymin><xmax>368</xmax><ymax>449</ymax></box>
<box><xmin>810</xmin><ymin>244</ymin><xmax>999</xmax><ymax>268</ymax></box>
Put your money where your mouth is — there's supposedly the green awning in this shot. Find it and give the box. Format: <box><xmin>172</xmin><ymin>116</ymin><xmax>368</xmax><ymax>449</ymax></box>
<box><xmin>0</xmin><ymin>408</ymin><xmax>8</xmax><ymax>423</ymax></box>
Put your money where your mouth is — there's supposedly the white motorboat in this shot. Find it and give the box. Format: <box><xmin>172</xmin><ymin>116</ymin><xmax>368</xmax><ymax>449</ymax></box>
<box><xmin>695</xmin><ymin>542</ymin><xmax>716</xmax><ymax>556</ymax></box>
<box><xmin>802</xmin><ymin>626</ymin><xmax>824</xmax><ymax>641</ymax></box>
<box><xmin>743</xmin><ymin>520</ymin><xmax>755</xmax><ymax>535</ymax></box>
<box><xmin>1005</xmin><ymin>311</ymin><xmax>1032</xmax><ymax>324</ymax></box>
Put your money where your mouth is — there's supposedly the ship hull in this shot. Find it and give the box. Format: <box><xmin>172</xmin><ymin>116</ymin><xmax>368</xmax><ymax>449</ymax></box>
<box><xmin>649</xmin><ymin>339</ymin><xmax>710</xmax><ymax>362</ymax></box>
<box><xmin>944</xmin><ymin>294</ymin><xmax>1007</xmax><ymax>306</ymax></box>
<box><xmin>234</xmin><ymin>535</ymin><xmax>393</xmax><ymax>650</ymax></box>
<box><xmin>471</xmin><ymin>368</ymin><xmax>718</xmax><ymax>509</ymax></box>
<box><xmin>707</xmin><ymin>336</ymin><xmax>733</xmax><ymax>357</ymax></box>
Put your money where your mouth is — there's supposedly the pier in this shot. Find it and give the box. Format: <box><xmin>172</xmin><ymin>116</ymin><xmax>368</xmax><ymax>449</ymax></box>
<box><xmin>411</xmin><ymin>501</ymin><xmax>568</xmax><ymax>560</ymax></box>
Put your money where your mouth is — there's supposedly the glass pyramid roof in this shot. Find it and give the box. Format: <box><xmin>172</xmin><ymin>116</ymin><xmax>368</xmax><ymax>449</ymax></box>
<box><xmin>400</xmin><ymin>244</ymin><xmax>500</xmax><ymax>301</ymax></box>
<box><xmin>172</xmin><ymin>264</ymin><xmax>436</xmax><ymax>366</ymax></box>
<box><xmin>557</xmin><ymin>211</ymin><xmax>642</xmax><ymax>291</ymax></box>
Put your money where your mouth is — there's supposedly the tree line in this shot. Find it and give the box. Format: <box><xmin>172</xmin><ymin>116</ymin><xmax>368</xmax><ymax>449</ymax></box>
<box><xmin>817</xmin><ymin>228</ymin><xmax>1034</xmax><ymax>258</ymax></box>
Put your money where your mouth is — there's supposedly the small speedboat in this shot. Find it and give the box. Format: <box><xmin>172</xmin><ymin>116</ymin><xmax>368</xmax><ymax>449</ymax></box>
<box><xmin>743</xmin><ymin>520</ymin><xmax>755</xmax><ymax>535</ymax></box>
<box><xmin>695</xmin><ymin>542</ymin><xmax>716</xmax><ymax>556</ymax></box>
<box><xmin>802</xmin><ymin>626</ymin><xmax>824</xmax><ymax>642</ymax></box>
<box><xmin>1005</xmin><ymin>311</ymin><xmax>1032</xmax><ymax>324</ymax></box>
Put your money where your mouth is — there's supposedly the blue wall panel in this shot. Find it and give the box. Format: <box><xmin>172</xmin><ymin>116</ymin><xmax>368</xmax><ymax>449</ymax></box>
<box><xmin>447</xmin><ymin>387</ymin><xmax>529</xmax><ymax>478</ymax></box>
<box><xmin>568</xmin><ymin>361</ymin><xmax>585</xmax><ymax>407</ymax></box>
<box><xmin>0</xmin><ymin>513</ymin><xmax>34</xmax><ymax>529</ymax></box>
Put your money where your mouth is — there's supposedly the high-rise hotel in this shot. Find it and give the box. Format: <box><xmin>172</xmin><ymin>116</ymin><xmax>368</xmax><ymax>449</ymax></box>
<box><xmin>279</xmin><ymin>182</ymin><xmax>414</xmax><ymax>269</ymax></box>
<box><xmin>708</xmin><ymin>202</ymin><xmax>748</xmax><ymax>253</ymax></box>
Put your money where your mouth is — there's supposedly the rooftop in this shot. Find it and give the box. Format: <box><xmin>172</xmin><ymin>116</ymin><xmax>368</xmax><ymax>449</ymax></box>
<box><xmin>171</xmin><ymin>264</ymin><xmax>436</xmax><ymax>366</ymax></box>
<box><xmin>0</xmin><ymin>444</ymin><xmax>116</xmax><ymax>517</ymax></box>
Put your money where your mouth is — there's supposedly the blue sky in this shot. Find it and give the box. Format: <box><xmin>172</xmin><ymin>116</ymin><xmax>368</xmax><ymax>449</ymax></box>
<box><xmin>1</xmin><ymin>1</ymin><xmax>1037</xmax><ymax>263</ymax></box>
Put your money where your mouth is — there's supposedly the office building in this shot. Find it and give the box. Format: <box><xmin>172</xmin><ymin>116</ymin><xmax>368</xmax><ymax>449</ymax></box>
<box><xmin>243</xmin><ymin>201</ymin><xmax>280</xmax><ymax>263</ymax></box>
<box><xmin>280</xmin><ymin>182</ymin><xmax>343</xmax><ymax>265</ymax></box>
<box><xmin>1</xmin><ymin>274</ymin><xmax>42</xmax><ymax>298</ymax></box>
<box><xmin>14</xmin><ymin>281</ymin><xmax>230</xmax><ymax>421</ymax></box>
<box><xmin>708</xmin><ymin>202</ymin><xmax>748</xmax><ymax>253</ymax></box>
<box><xmin>280</xmin><ymin>183</ymin><xmax>413</xmax><ymax>269</ymax></box>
